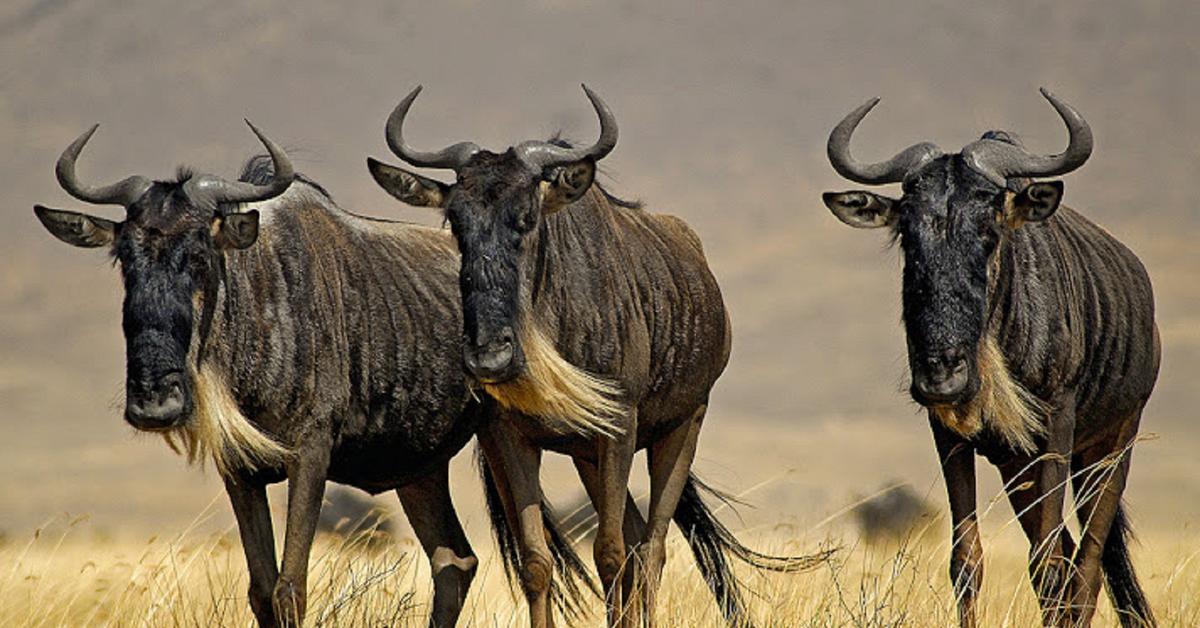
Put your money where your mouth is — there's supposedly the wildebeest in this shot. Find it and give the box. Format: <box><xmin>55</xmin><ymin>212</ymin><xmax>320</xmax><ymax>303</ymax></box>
<box><xmin>850</xmin><ymin>484</ymin><xmax>936</xmax><ymax>543</ymax></box>
<box><xmin>368</xmin><ymin>85</ymin><xmax>818</xmax><ymax>627</ymax></box>
<box><xmin>317</xmin><ymin>484</ymin><xmax>395</xmax><ymax>544</ymax></box>
<box><xmin>33</xmin><ymin>123</ymin><xmax>590</xmax><ymax>627</ymax></box>
<box><xmin>821</xmin><ymin>89</ymin><xmax>1159</xmax><ymax>627</ymax></box>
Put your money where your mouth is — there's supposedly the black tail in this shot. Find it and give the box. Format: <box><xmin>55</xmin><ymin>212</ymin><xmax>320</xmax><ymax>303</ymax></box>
<box><xmin>674</xmin><ymin>474</ymin><xmax>834</xmax><ymax>628</ymax></box>
<box><xmin>476</xmin><ymin>449</ymin><xmax>599</xmax><ymax>621</ymax></box>
<box><xmin>1102</xmin><ymin>504</ymin><xmax>1155</xmax><ymax>627</ymax></box>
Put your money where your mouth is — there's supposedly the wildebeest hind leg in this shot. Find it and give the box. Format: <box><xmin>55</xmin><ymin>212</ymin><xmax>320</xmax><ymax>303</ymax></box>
<box><xmin>224</xmin><ymin>476</ymin><xmax>280</xmax><ymax>628</ymax></box>
<box><xmin>396</xmin><ymin>462</ymin><xmax>479</xmax><ymax>628</ymax></box>
<box><xmin>1068</xmin><ymin>412</ymin><xmax>1144</xmax><ymax>627</ymax></box>
<box><xmin>574</xmin><ymin>459</ymin><xmax>647</xmax><ymax>604</ymax></box>
<box><xmin>637</xmin><ymin>406</ymin><xmax>704</xmax><ymax>627</ymax></box>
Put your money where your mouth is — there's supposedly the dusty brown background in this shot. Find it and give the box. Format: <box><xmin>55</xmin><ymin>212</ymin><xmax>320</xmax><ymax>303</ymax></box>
<box><xmin>1</xmin><ymin>1</ymin><xmax>1196</xmax><ymax>539</ymax></box>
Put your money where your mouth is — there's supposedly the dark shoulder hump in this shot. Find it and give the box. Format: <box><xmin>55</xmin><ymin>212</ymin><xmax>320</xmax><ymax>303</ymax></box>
<box><xmin>238</xmin><ymin>153</ymin><xmax>333</xmax><ymax>200</ymax></box>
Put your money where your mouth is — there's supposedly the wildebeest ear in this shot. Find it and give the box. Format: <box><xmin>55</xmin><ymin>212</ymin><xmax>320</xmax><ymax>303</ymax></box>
<box><xmin>34</xmin><ymin>205</ymin><xmax>118</xmax><ymax>248</ymax></box>
<box><xmin>213</xmin><ymin>210</ymin><xmax>260</xmax><ymax>249</ymax></box>
<box><xmin>822</xmin><ymin>191</ymin><xmax>897</xmax><ymax>229</ymax></box>
<box><xmin>1006</xmin><ymin>181</ymin><xmax>1063</xmax><ymax>227</ymax></box>
<box><xmin>542</xmin><ymin>159</ymin><xmax>596</xmax><ymax>214</ymax></box>
<box><xmin>367</xmin><ymin>157</ymin><xmax>449</xmax><ymax>208</ymax></box>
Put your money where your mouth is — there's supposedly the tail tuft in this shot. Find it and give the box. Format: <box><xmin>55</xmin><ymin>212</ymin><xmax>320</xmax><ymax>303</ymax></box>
<box><xmin>675</xmin><ymin>474</ymin><xmax>835</xmax><ymax>627</ymax></box>
<box><xmin>1102</xmin><ymin>504</ymin><xmax>1155</xmax><ymax>627</ymax></box>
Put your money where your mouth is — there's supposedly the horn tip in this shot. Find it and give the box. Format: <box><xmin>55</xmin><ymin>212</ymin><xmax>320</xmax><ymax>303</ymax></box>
<box><xmin>73</xmin><ymin>124</ymin><xmax>100</xmax><ymax>145</ymax></box>
<box><xmin>244</xmin><ymin>118</ymin><xmax>268</xmax><ymax>139</ymax></box>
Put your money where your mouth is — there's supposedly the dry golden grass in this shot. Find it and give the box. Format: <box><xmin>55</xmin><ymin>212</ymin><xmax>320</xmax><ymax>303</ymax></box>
<box><xmin>2</xmin><ymin>508</ymin><xmax>1197</xmax><ymax>628</ymax></box>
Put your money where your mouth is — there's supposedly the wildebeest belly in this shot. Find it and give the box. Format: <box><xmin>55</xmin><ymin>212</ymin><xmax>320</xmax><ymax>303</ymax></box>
<box><xmin>325</xmin><ymin>403</ymin><xmax>484</xmax><ymax>493</ymax></box>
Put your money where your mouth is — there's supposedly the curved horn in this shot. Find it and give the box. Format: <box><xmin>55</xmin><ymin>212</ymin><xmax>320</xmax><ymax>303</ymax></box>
<box><xmin>962</xmin><ymin>88</ymin><xmax>1093</xmax><ymax>186</ymax></box>
<box><xmin>827</xmin><ymin>98</ymin><xmax>942</xmax><ymax>185</ymax></box>
<box><xmin>515</xmin><ymin>84</ymin><xmax>618</xmax><ymax>172</ymax></box>
<box><xmin>385</xmin><ymin>86</ymin><xmax>479</xmax><ymax>170</ymax></box>
<box><xmin>185</xmin><ymin>120</ymin><xmax>295</xmax><ymax>206</ymax></box>
<box><xmin>56</xmin><ymin>125</ymin><xmax>152</xmax><ymax>206</ymax></box>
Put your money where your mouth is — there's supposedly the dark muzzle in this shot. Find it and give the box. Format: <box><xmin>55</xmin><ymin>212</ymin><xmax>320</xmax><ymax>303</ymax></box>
<box><xmin>910</xmin><ymin>347</ymin><xmax>971</xmax><ymax>405</ymax></box>
<box><xmin>125</xmin><ymin>371</ymin><xmax>188</xmax><ymax>430</ymax></box>
<box><xmin>464</xmin><ymin>325</ymin><xmax>517</xmax><ymax>383</ymax></box>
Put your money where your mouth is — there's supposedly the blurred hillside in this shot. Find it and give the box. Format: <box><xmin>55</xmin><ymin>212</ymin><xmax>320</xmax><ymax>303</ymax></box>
<box><xmin>0</xmin><ymin>0</ymin><xmax>1197</xmax><ymax>537</ymax></box>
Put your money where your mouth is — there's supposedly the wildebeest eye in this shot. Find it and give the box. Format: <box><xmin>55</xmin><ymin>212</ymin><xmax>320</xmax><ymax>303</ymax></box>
<box><xmin>514</xmin><ymin>198</ymin><xmax>538</xmax><ymax>233</ymax></box>
<box><xmin>979</xmin><ymin>220</ymin><xmax>1001</xmax><ymax>247</ymax></box>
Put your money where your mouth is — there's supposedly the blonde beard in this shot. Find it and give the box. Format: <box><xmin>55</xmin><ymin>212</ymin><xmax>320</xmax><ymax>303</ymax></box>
<box><xmin>930</xmin><ymin>334</ymin><xmax>1047</xmax><ymax>454</ymax></box>
<box><xmin>482</xmin><ymin>323</ymin><xmax>625</xmax><ymax>439</ymax></box>
<box><xmin>162</xmin><ymin>364</ymin><xmax>289</xmax><ymax>477</ymax></box>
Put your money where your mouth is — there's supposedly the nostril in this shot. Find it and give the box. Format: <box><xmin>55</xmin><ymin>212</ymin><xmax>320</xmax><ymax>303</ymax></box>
<box><xmin>475</xmin><ymin>327</ymin><xmax>515</xmax><ymax>352</ymax></box>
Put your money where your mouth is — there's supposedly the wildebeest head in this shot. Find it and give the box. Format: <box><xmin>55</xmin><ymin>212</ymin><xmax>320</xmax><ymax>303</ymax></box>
<box><xmin>34</xmin><ymin>122</ymin><xmax>293</xmax><ymax>430</ymax></box>
<box><xmin>822</xmin><ymin>89</ymin><xmax>1091</xmax><ymax>408</ymax></box>
<box><xmin>368</xmin><ymin>85</ymin><xmax>616</xmax><ymax>384</ymax></box>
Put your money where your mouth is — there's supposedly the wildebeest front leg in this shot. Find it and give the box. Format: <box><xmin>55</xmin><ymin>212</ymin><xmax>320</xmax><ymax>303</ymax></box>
<box><xmin>1068</xmin><ymin>411</ymin><xmax>1142</xmax><ymax>626</ymax></box>
<box><xmin>930</xmin><ymin>418</ymin><xmax>983</xmax><ymax>628</ymax></box>
<box><xmin>594</xmin><ymin>411</ymin><xmax>638</xmax><ymax>627</ymax></box>
<box><xmin>478</xmin><ymin>423</ymin><xmax>556</xmax><ymax>628</ymax></box>
<box><xmin>638</xmin><ymin>406</ymin><xmax>704</xmax><ymax>628</ymax></box>
<box><xmin>396</xmin><ymin>462</ymin><xmax>478</xmax><ymax>628</ymax></box>
<box><xmin>998</xmin><ymin>413</ymin><xmax>1075</xmax><ymax>627</ymax></box>
<box><xmin>225</xmin><ymin>476</ymin><xmax>280</xmax><ymax>628</ymax></box>
<box><xmin>573</xmin><ymin>459</ymin><xmax>647</xmax><ymax>605</ymax></box>
<box><xmin>273</xmin><ymin>441</ymin><xmax>331</xmax><ymax>627</ymax></box>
